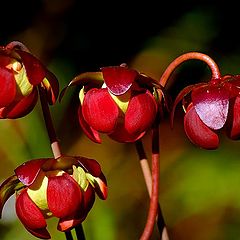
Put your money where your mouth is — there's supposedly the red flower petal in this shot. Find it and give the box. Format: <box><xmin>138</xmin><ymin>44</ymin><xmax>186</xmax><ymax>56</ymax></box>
<box><xmin>109</xmin><ymin>122</ymin><xmax>145</xmax><ymax>143</ymax></box>
<box><xmin>47</xmin><ymin>173</ymin><xmax>83</xmax><ymax>218</ymax></box>
<box><xmin>25</xmin><ymin>226</ymin><xmax>51</xmax><ymax>239</ymax></box>
<box><xmin>57</xmin><ymin>218</ymin><xmax>82</xmax><ymax>232</ymax></box>
<box><xmin>15</xmin><ymin>158</ymin><xmax>48</xmax><ymax>186</ymax></box>
<box><xmin>192</xmin><ymin>85</ymin><xmax>229</xmax><ymax>130</ymax></box>
<box><xmin>93</xmin><ymin>173</ymin><xmax>108</xmax><ymax>200</ymax></box>
<box><xmin>78</xmin><ymin>105</ymin><xmax>101</xmax><ymax>143</ymax></box>
<box><xmin>16</xmin><ymin>50</ymin><xmax>46</xmax><ymax>85</ymax></box>
<box><xmin>226</xmin><ymin>96</ymin><xmax>240</xmax><ymax>140</ymax></box>
<box><xmin>82</xmin><ymin>88</ymin><xmax>119</xmax><ymax>133</ymax></box>
<box><xmin>184</xmin><ymin>104</ymin><xmax>219</xmax><ymax>149</ymax></box>
<box><xmin>101</xmin><ymin>66</ymin><xmax>138</xmax><ymax>95</ymax></box>
<box><xmin>0</xmin><ymin>87</ymin><xmax>38</xmax><ymax>119</ymax></box>
<box><xmin>125</xmin><ymin>90</ymin><xmax>157</xmax><ymax>135</ymax></box>
<box><xmin>76</xmin><ymin>157</ymin><xmax>102</xmax><ymax>177</ymax></box>
<box><xmin>0</xmin><ymin>66</ymin><xmax>16</xmax><ymax>107</ymax></box>
<box><xmin>16</xmin><ymin>189</ymin><xmax>48</xmax><ymax>232</ymax></box>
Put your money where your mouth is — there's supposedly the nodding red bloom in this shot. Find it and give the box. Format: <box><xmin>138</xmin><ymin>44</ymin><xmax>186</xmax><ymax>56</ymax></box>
<box><xmin>0</xmin><ymin>156</ymin><xmax>107</xmax><ymax>239</ymax></box>
<box><xmin>61</xmin><ymin>64</ymin><xmax>161</xmax><ymax>143</ymax></box>
<box><xmin>171</xmin><ymin>75</ymin><xmax>240</xmax><ymax>149</ymax></box>
<box><xmin>0</xmin><ymin>41</ymin><xmax>58</xmax><ymax>119</ymax></box>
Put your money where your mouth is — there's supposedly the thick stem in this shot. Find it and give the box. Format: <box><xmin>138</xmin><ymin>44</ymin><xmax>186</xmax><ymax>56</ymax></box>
<box><xmin>65</xmin><ymin>231</ymin><xmax>74</xmax><ymax>240</ymax></box>
<box><xmin>38</xmin><ymin>86</ymin><xmax>62</xmax><ymax>159</ymax></box>
<box><xmin>139</xmin><ymin>123</ymin><xmax>160</xmax><ymax>240</ymax></box>
<box><xmin>75</xmin><ymin>224</ymin><xmax>86</xmax><ymax>240</ymax></box>
<box><xmin>135</xmin><ymin>141</ymin><xmax>168</xmax><ymax>239</ymax></box>
<box><xmin>159</xmin><ymin>52</ymin><xmax>221</xmax><ymax>87</ymax></box>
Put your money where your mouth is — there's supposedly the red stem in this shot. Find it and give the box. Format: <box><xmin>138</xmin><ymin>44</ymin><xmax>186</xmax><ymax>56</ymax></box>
<box><xmin>159</xmin><ymin>52</ymin><xmax>221</xmax><ymax>87</ymax></box>
<box><xmin>38</xmin><ymin>86</ymin><xmax>61</xmax><ymax>159</ymax></box>
<box><xmin>140</xmin><ymin>123</ymin><xmax>160</xmax><ymax>240</ymax></box>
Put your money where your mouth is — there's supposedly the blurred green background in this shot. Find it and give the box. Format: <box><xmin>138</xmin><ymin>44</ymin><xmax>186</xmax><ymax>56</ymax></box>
<box><xmin>1</xmin><ymin>1</ymin><xmax>240</xmax><ymax>239</ymax></box>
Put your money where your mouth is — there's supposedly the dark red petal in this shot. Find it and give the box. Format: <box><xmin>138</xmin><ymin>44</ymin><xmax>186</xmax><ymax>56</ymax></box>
<box><xmin>0</xmin><ymin>87</ymin><xmax>38</xmax><ymax>119</ymax></box>
<box><xmin>0</xmin><ymin>66</ymin><xmax>16</xmax><ymax>107</ymax></box>
<box><xmin>93</xmin><ymin>173</ymin><xmax>108</xmax><ymax>200</ymax></box>
<box><xmin>16</xmin><ymin>189</ymin><xmax>47</xmax><ymax>230</ymax></box>
<box><xmin>226</xmin><ymin>96</ymin><xmax>240</xmax><ymax>140</ymax></box>
<box><xmin>82</xmin><ymin>88</ymin><xmax>119</xmax><ymax>133</ymax></box>
<box><xmin>101</xmin><ymin>66</ymin><xmax>138</xmax><ymax>95</ymax></box>
<box><xmin>16</xmin><ymin>50</ymin><xmax>46</xmax><ymax>85</ymax></box>
<box><xmin>76</xmin><ymin>157</ymin><xmax>102</xmax><ymax>177</ymax></box>
<box><xmin>15</xmin><ymin>158</ymin><xmax>48</xmax><ymax>186</ymax></box>
<box><xmin>25</xmin><ymin>226</ymin><xmax>51</xmax><ymax>239</ymax></box>
<box><xmin>78</xmin><ymin>105</ymin><xmax>101</xmax><ymax>143</ymax></box>
<box><xmin>184</xmin><ymin>104</ymin><xmax>219</xmax><ymax>149</ymax></box>
<box><xmin>192</xmin><ymin>85</ymin><xmax>229</xmax><ymax>130</ymax></box>
<box><xmin>47</xmin><ymin>173</ymin><xmax>83</xmax><ymax>218</ymax></box>
<box><xmin>0</xmin><ymin>175</ymin><xmax>22</xmax><ymax>218</ymax></box>
<box><xmin>125</xmin><ymin>90</ymin><xmax>157</xmax><ymax>135</ymax></box>
<box><xmin>58</xmin><ymin>218</ymin><xmax>82</xmax><ymax>232</ymax></box>
<box><xmin>109</xmin><ymin>122</ymin><xmax>145</xmax><ymax>143</ymax></box>
<box><xmin>170</xmin><ymin>83</ymin><xmax>206</xmax><ymax>128</ymax></box>
<box><xmin>82</xmin><ymin>185</ymin><xmax>95</xmax><ymax>215</ymax></box>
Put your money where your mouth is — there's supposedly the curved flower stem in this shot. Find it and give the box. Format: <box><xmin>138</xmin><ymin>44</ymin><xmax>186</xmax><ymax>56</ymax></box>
<box><xmin>159</xmin><ymin>52</ymin><xmax>221</xmax><ymax>87</ymax></box>
<box><xmin>139</xmin><ymin>123</ymin><xmax>160</xmax><ymax>240</ymax></box>
<box><xmin>135</xmin><ymin>140</ymin><xmax>168</xmax><ymax>240</ymax></box>
<box><xmin>38</xmin><ymin>85</ymin><xmax>86</xmax><ymax>240</ymax></box>
<box><xmin>38</xmin><ymin>85</ymin><xmax>62</xmax><ymax>159</ymax></box>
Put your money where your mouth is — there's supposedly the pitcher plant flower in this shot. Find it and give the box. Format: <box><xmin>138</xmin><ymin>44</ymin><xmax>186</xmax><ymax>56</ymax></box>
<box><xmin>171</xmin><ymin>74</ymin><xmax>240</xmax><ymax>149</ymax></box>
<box><xmin>60</xmin><ymin>64</ymin><xmax>163</xmax><ymax>143</ymax></box>
<box><xmin>0</xmin><ymin>155</ymin><xmax>107</xmax><ymax>239</ymax></box>
<box><xmin>0</xmin><ymin>41</ymin><xmax>58</xmax><ymax>119</ymax></box>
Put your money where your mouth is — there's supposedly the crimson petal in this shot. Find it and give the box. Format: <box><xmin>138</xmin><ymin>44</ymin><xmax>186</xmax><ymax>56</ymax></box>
<box><xmin>16</xmin><ymin>50</ymin><xmax>46</xmax><ymax>85</ymax></box>
<box><xmin>184</xmin><ymin>104</ymin><xmax>219</xmax><ymax>149</ymax></box>
<box><xmin>0</xmin><ymin>66</ymin><xmax>16</xmax><ymax>107</ymax></box>
<box><xmin>93</xmin><ymin>173</ymin><xmax>108</xmax><ymax>200</ymax></box>
<box><xmin>82</xmin><ymin>88</ymin><xmax>119</xmax><ymax>133</ymax></box>
<box><xmin>16</xmin><ymin>189</ymin><xmax>48</xmax><ymax>233</ymax></box>
<box><xmin>0</xmin><ymin>87</ymin><xmax>38</xmax><ymax>119</ymax></box>
<box><xmin>47</xmin><ymin>173</ymin><xmax>83</xmax><ymax>218</ymax></box>
<box><xmin>125</xmin><ymin>90</ymin><xmax>157</xmax><ymax>135</ymax></box>
<box><xmin>192</xmin><ymin>85</ymin><xmax>229</xmax><ymax>130</ymax></box>
<box><xmin>25</xmin><ymin>226</ymin><xmax>51</xmax><ymax>239</ymax></box>
<box><xmin>101</xmin><ymin>66</ymin><xmax>138</xmax><ymax>95</ymax></box>
<box><xmin>76</xmin><ymin>157</ymin><xmax>102</xmax><ymax>177</ymax></box>
<box><xmin>78</xmin><ymin>105</ymin><xmax>101</xmax><ymax>143</ymax></box>
<box><xmin>15</xmin><ymin>158</ymin><xmax>48</xmax><ymax>186</ymax></box>
<box><xmin>226</xmin><ymin>96</ymin><xmax>240</xmax><ymax>140</ymax></box>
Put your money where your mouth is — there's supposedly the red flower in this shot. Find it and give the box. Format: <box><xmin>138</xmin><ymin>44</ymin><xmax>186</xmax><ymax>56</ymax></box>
<box><xmin>0</xmin><ymin>156</ymin><xmax>107</xmax><ymax>239</ymax></box>
<box><xmin>171</xmin><ymin>75</ymin><xmax>240</xmax><ymax>149</ymax></box>
<box><xmin>61</xmin><ymin>64</ymin><xmax>161</xmax><ymax>143</ymax></box>
<box><xmin>0</xmin><ymin>41</ymin><xmax>58</xmax><ymax>119</ymax></box>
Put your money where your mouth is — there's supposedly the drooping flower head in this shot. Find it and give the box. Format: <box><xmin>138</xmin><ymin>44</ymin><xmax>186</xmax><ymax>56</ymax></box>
<box><xmin>0</xmin><ymin>41</ymin><xmax>59</xmax><ymax>118</ymax></box>
<box><xmin>61</xmin><ymin>64</ymin><xmax>162</xmax><ymax>143</ymax></box>
<box><xmin>0</xmin><ymin>156</ymin><xmax>107</xmax><ymax>239</ymax></box>
<box><xmin>171</xmin><ymin>75</ymin><xmax>240</xmax><ymax>149</ymax></box>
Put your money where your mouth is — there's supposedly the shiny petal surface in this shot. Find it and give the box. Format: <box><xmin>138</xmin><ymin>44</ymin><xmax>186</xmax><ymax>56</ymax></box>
<box><xmin>15</xmin><ymin>158</ymin><xmax>48</xmax><ymax>186</ymax></box>
<box><xmin>125</xmin><ymin>90</ymin><xmax>157</xmax><ymax>135</ymax></box>
<box><xmin>184</xmin><ymin>104</ymin><xmax>219</xmax><ymax>149</ymax></box>
<box><xmin>170</xmin><ymin>83</ymin><xmax>206</xmax><ymax>128</ymax></box>
<box><xmin>58</xmin><ymin>217</ymin><xmax>82</xmax><ymax>232</ymax></box>
<box><xmin>16</xmin><ymin>189</ymin><xmax>48</xmax><ymax>231</ymax></box>
<box><xmin>47</xmin><ymin>173</ymin><xmax>83</xmax><ymax>218</ymax></box>
<box><xmin>226</xmin><ymin>96</ymin><xmax>240</xmax><ymax>140</ymax></box>
<box><xmin>101</xmin><ymin>66</ymin><xmax>138</xmax><ymax>95</ymax></box>
<box><xmin>78</xmin><ymin>105</ymin><xmax>101</xmax><ymax>143</ymax></box>
<box><xmin>76</xmin><ymin>157</ymin><xmax>102</xmax><ymax>177</ymax></box>
<box><xmin>0</xmin><ymin>175</ymin><xmax>22</xmax><ymax>218</ymax></box>
<box><xmin>192</xmin><ymin>85</ymin><xmax>229</xmax><ymax>130</ymax></box>
<box><xmin>16</xmin><ymin>50</ymin><xmax>46</xmax><ymax>85</ymax></box>
<box><xmin>93</xmin><ymin>173</ymin><xmax>108</xmax><ymax>200</ymax></box>
<box><xmin>82</xmin><ymin>88</ymin><xmax>119</xmax><ymax>133</ymax></box>
<box><xmin>0</xmin><ymin>87</ymin><xmax>38</xmax><ymax>119</ymax></box>
<box><xmin>0</xmin><ymin>66</ymin><xmax>16</xmax><ymax>107</ymax></box>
